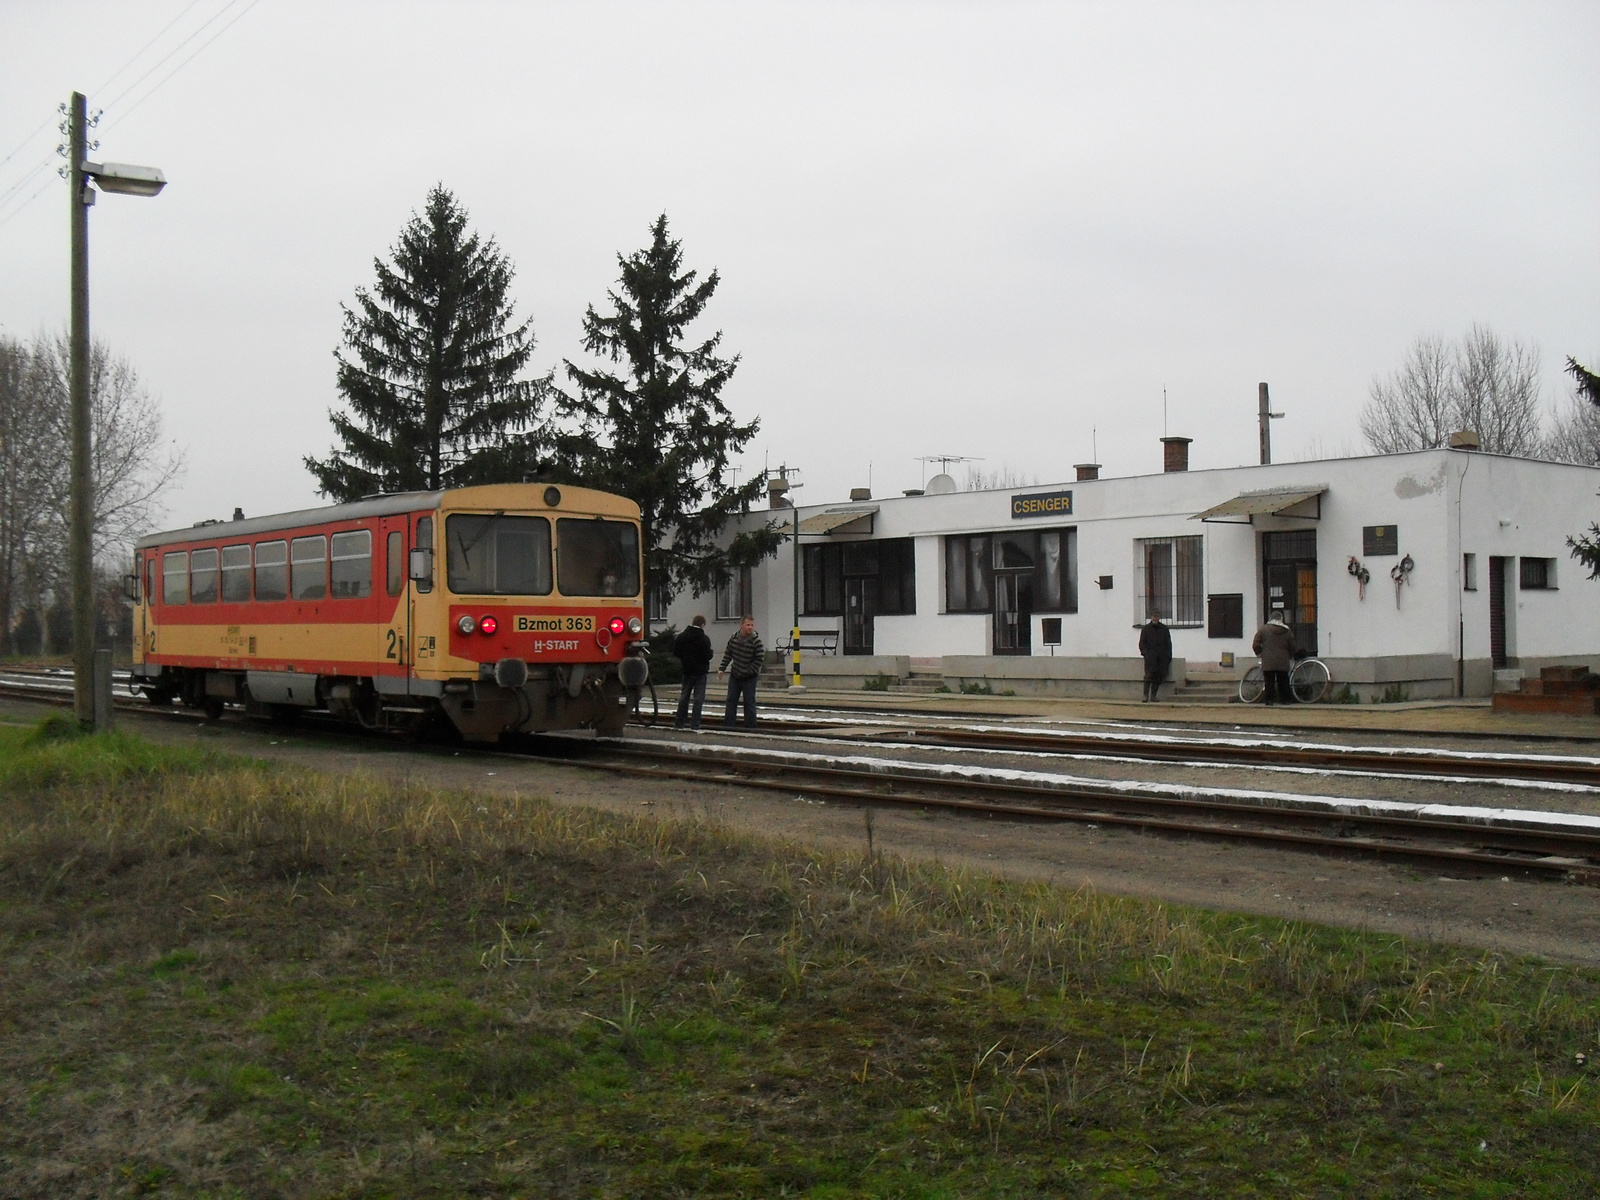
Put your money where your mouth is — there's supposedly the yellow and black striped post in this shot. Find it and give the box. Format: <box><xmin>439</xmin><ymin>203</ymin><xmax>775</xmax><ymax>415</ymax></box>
<box><xmin>790</xmin><ymin>625</ymin><xmax>803</xmax><ymax>688</ymax></box>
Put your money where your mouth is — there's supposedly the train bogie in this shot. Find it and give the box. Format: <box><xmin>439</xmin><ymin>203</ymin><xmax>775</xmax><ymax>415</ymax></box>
<box><xmin>130</xmin><ymin>484</ymin><xmax>647</xmax><ymax>742</ymax></box>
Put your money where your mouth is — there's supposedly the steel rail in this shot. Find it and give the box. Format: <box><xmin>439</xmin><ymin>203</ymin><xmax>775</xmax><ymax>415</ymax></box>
<box><xmin>518</xmin><ymin>739</ymin><xmax>1600</xmax><ymax>884</ymax></box>
<box><xmin>739</xmin><ymin>717</ymin><xmax>1600</xmax><ymax>786</ymax></box>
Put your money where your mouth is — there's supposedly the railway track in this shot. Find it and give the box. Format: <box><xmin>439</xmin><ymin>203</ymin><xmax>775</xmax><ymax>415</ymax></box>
<box><xmin>749</xmin><ymin>713</ymin><xmax>1600</xmax><ymax>787</ymax></box>
<box><xmin>5</xmin><ymin>669</ymin><xmax>1598</xmax><ymax>885</ymax></box>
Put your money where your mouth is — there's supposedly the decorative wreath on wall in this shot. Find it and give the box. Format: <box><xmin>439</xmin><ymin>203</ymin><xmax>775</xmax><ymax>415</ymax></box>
<box><xmin>1347</xmin><ymin>555</ymin><xmax>1371</xmax><ymax>601</ymax></box>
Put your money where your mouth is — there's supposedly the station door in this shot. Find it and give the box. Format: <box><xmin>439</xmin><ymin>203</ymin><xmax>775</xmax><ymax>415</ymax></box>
<box><xmin>1261</xmin><ymin>530</ymin><xmax>1317</xmax><ymax>657</ymax></box>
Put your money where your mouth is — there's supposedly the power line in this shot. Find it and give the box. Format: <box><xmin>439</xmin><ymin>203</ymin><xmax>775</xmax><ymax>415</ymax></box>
<box><xmin>103</xmin><ymin>0</ymin><xmax>263</xmax><ymax>133</ymax></box>
<box><xmin>0</xmin><ymin>0</ymin><xmax>263</xmax><ymax>235</ymax></box>
<box><xmin>94</xmin><ymin>0</ymin><xmax>213</xmax><ymax>99</ymax></box>
<box><xmin>0</xmin><ymin>0</ymin><xmax>207</xmax><ymax>178</ymax></box>
<box><xmin>99</xmin><ymin>0</ymin><xmax>252</xmax><ymax>118</ymax></box>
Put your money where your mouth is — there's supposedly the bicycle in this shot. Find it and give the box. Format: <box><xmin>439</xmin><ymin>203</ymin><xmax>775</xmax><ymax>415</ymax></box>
<box><xmin>1238</xmin><ymin>656</ymin><xmax>1332</xmax><ymax>705</ymax></box>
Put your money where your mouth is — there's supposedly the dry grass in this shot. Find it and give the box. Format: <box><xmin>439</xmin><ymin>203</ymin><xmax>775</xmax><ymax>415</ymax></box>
<box><xmin>0</xmin><ymin>720</ymin><xmax>1597</xmax><ymax>1197</ymax></box>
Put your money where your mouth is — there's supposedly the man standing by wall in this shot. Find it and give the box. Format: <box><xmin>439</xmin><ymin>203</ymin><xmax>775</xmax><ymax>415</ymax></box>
<box><xmin>1252</xmin><ymin>609</ymin><xmax>1298</xmax><ymax>705</ymax></box>
<box><xmin>1138</xmin><ymin>611</ymin><xmax>1172</xmax><ymax>703</ymax></box>
<box><xmin>719</xmin><ymin>614</ymin><xmax>765</xmax><ymax>728</ymax></box>
<box><xmin>672</xmin><ymin>614</ymin><xmax>713</xmax><ymax>731</ymax></box>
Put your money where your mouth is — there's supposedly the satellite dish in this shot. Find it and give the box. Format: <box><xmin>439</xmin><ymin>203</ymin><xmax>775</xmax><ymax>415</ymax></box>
<box><xmin>925</xmin><ymin>473</ymin><xmax>957</xmax><ymax>495</ymax></box>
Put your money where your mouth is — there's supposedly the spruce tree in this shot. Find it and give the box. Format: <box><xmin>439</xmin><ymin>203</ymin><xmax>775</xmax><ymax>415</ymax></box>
<box><xmin>1564</xmin><ymin>357</ymin><xmax>1600</xmax><ymax>579</ymax></box>
<box><xmin>306</xmin><ymin>186</ymin><xmax>547</xmax><ymax>501</ymax></box>
<box><xmin>554</xmin><ymin>214</ymin><xmax>781</xmax><ymax>604</ymax></box>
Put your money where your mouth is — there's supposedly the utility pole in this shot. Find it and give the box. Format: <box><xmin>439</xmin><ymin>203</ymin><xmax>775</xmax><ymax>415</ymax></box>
<box><xmin>1258</xmin><ymin>382</ymin><xmax>1283</xmax><ymax>465</ymax></box>
<box><xmin>63</xmin><ymin>92</ymin><xmax>165</xmax><ymax>729</ymax></box>
<box><xmin>68</xmin><ymin>91</ymin><xmax>95</xmax><ymax>726</ymax></box>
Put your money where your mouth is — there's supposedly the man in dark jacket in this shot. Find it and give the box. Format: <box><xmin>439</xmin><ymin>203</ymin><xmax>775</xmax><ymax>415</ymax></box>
<box><xmin>1252</xmin><ymin>610</ymin><xmax>1298</xmax><ymax>705</ymax></box>
<box><xmin>719</xmin><ymin>615</ymin><xmax>765</xmax><ymax>728</ymax></box>
<box><xmin>672</xmin><ymin>614</ymin><xmax>714</xmax><ymax>730</ymax></box>
<box><xmin>1138</xmin><ymin>612</ymin><xmax>1172</xmax><ymax>702</ymax></box>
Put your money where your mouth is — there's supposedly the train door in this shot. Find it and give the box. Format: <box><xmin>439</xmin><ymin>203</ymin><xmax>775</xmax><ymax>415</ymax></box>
<box><xmin>379</xmin><ymin>519</ymin><xmax>411</xmax><ymax>686</ymax></box>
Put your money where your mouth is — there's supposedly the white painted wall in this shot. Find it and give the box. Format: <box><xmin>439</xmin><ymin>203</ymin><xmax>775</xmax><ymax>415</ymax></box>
<box><xmin>653</xmin><ymin>449</ymin><xmax>1600</xmax><ymax>686</ymax></box>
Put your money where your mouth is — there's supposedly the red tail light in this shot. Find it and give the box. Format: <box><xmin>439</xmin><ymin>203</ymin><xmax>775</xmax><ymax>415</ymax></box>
<box><xmin>608</xmin><ymin>617</ymin><xmax>626</xmax><ymax>635</ymax></box>
<box><xmin>478</xmin><ymin>615</ymin><xmax>498</xmax><ymax>636</ymax></box>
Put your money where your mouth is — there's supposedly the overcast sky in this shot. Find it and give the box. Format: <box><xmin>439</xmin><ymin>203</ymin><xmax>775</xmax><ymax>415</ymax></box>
<box><xmin>3</xmin><ymin>1</ymin><xmax>1596</xmax><ymax>532</ymax></box>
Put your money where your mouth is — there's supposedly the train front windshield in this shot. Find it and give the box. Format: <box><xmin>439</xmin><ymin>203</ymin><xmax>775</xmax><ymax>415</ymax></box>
<box><xmin>447</xmin><ymin>515</ymin><xmax>553</xmax><ymax>595</ymax></box>
<box><xmin>557</xmin><ymin>518</ymin><xmax>640</xmax><ymax>597</ymax></box>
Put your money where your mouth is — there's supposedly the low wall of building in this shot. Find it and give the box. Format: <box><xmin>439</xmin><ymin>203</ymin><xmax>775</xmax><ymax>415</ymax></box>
<box><xmin>784</xmin><ymin>655</ymin><xmax>911</xmax><ymax>690</ymax></box>
<box><xmin>940</xmin><ymin>656</ymin><xmax>1189</xmax><ymax>699</ymax></box>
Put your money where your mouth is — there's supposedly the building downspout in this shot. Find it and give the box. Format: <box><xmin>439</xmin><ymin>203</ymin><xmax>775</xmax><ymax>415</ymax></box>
<box><xmin>1455</xmin><ymin>451</ymin><xmax>1471</xmax><ymax>697</ymax></box>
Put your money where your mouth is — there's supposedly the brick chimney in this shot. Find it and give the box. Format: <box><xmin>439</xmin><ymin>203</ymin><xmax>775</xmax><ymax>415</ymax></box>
<box><xmin>1161</xmin><ymin>436</ymin><xmax>1192</xmax><ymax>473</ymax></box>
<box><xmin>1074</xmin><ymin>463</ymin><xmax>1100</xmax><ymax>482</ymax></box>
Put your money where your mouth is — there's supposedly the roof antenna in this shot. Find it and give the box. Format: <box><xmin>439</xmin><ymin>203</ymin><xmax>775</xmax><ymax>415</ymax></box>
<box><xmin>1163</xmin><ymin>387</ymin><xmax>1168</xmax><ymax>438</ymax></box>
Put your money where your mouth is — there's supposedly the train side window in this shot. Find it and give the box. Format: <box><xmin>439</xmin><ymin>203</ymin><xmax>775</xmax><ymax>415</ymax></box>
<box><xmin>221</xmin><ymin>545</ymin><xmax>252</xmax><ymax>602</ymax></box>
<box><xmin>255</xmin><ymin>540</ymin><xmax>288</xmax><ymax>602</ymax></box>
<box><xmin>331</xmin><ymin>530</ymin><xmax>373</xmax><ymax>598</ymax></box>
<box><xmin>146</xmin><ymin>556</ymin><xmax>158</xmax><ymax>605</ymax></box>
<box><xmin>190</xmin><ymin>548</ymin><xmax>220</xmax><ymax>604</ymax></box>
<box><xmin>291</xmin><ymin>536</ymin><xmax>328</xmax><ymax>601</ymax></box>
<box><xmin>162</xmin><ymin>551</ymin><xmax>189</xmax><ymax>605</ymax></box>
<box><xmin>415</xmin><ymin>517</ymin><xmax>433</xmax><ymax>593</ymax></box>
<box><xmin>386</xmin><ymin>531</ymin><xmax>404</xmax><ymax>596</ymax></box>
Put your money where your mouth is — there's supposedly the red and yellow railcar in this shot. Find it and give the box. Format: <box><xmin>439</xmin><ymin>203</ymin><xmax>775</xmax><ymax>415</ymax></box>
<box><xmin>131</xmin><ymin>483</ymin><xmax>648</xmax><ymax>740</ymax></box>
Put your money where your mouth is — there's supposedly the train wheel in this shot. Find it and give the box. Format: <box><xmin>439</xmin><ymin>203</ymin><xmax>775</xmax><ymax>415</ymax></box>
<box><xmin>202</xmin><ymin>696</ymin><xmax>225</xmax><ymax>721</ymax></box>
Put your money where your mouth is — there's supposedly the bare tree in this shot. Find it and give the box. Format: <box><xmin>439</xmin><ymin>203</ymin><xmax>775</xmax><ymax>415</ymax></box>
<box><xmin>0</xmin><ymin>333</ymin><xmax>183</xmax><ymax>653</ymax></box>
<box><xmin>963</xmin><ymin>463</ymin><xmax>1039</xmax><ymax>491</ymax></box>
<box><xmin>1360</xmin><ymin>326</ymin><xmax>1545</xmax><ymax>456</ymax></box>
<box><xmin>1359</xmin><ymin>334</ymin><xmax>1455</xmax><ymax>454</ymax></box>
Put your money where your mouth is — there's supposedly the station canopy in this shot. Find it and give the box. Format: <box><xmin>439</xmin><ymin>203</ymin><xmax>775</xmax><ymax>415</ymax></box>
<box><xmin>1191</xmin><ymin>486</ymin><xmax>1326</xmax><ymax>523</ymax></box>
<box><xmin>797</xmin><ymin>506</ymin><xmax>878</xmax><ymax>535</ymax></box>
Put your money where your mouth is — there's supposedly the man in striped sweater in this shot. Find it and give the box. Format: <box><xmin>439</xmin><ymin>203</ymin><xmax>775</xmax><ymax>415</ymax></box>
<box><xmin>718</xmin><ymin>615</ymin><xmax>765</xmax><ymax>728</ymax></box>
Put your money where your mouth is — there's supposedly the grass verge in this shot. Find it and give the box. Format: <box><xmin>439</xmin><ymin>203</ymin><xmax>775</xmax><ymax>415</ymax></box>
<box><xmin>1</xmin><ymin>722</ymin><xmax>1597</xmax><ymax>1197</ymax></box>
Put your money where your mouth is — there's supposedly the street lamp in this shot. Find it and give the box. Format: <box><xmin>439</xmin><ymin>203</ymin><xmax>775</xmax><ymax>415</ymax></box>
<box><xmin>67</xmin><ymin>90</ymin><xmax>166</xmax><ymax>728</ymax></box>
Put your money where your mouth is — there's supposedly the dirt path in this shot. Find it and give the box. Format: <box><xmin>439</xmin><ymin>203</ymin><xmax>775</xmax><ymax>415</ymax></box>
<box><xmin>8</xmin><ymin>697</ymin><xmax>1598</xmax><ymax>966</ymax></box>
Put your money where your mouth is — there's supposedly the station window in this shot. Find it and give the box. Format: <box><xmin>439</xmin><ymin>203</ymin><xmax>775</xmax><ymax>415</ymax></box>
<box><xmin>190</xmin><ymin>548</ymin><xmax>219</xmax><ymax>604</ymax></box>
<box><xmin>386</xmin><ymin>531</ymin><xmax>404</xmax><ymax>597</ymax></box>
<box><xmin>943</xmin><ymin>529</ymin><xmax>1075</xmax><ymax>614</ymax></box>
<box><xmin>1135</xmin><ymin>535</ymin><xmax>1203</xmax><ymax>625</ymax></box>
<box><xmin>716</xmin><ymin>566</ymin><xmax>753</xmax><ymax>620</ymax></box>
<box><xmin>290</xmin><ymin>536</ymin><xmax>327</xmax><ymax>601</ymax></box>
<box><xmin>647</xmin><ymin>577</ymin><xmax>671</xmax><ymax>622</ymax></box>
<box><xmin>255</xmin><ymin>540</ymin><xmax>288</xmax><ymax>602</ymax></box>
<box><xmin>221</xmin><ymin>545</ymin><xmax>252</xmax><ymax>602</ymax></box>
<box><xmin>944</xmin><ymin>534</ymin><xmax>991</xmax><ymax>612</ymax></box>
<box><xmin>1462</xmin><ymin>553</ymin><xmax>1477</xmax><ymax>592</ymax></box>
<box><xmin>1519</xmin><ymin>557</ymin><xmax>1557</xmax><ymax>590</ymax></box>
<box><xmin>331</xmin><ymin>530</ymin><xmax>373</xmax><ymax>598</ymax></box>
<box><xmin>162</xmin><ymin>550</ymin><xmax>189</xmax><ymax>605</ymax></box>
<box><xmin>803</xmin><ymin>538</ymin><xmax>916</xmax><ymax>616</ymax></box>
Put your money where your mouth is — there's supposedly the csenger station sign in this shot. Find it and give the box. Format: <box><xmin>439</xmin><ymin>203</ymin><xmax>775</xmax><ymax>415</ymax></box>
<box><xmin>1010</xmin><ymin>489</ymin><xmax>1073</xmax><ymax>519</ymax></box>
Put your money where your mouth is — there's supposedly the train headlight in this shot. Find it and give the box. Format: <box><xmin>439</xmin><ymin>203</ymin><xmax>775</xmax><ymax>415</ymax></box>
<box><xmin>478</xmin><ymin>615</ymin><xmax>498</xmax><ymax>636</ymax></box>
<box><xmin>627</xmin><ymin>616</ymin><xmax>643</xmax><ymax>635</ymax></box>
<box><xmin>608</xmin><ymin>616</ymin><xmax>626</xmax><ymax>635</ymax></box>
<box><xmin>456</xmin><ymin>614</ymin><xmax>477</xmax><ymax>635</ymax></box>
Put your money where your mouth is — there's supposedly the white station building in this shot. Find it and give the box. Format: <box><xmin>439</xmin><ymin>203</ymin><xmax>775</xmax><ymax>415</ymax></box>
<box><xmin>658</xmin><ymin>437</ymin><xmax>1600</xmax><ymax>700</ymax></box>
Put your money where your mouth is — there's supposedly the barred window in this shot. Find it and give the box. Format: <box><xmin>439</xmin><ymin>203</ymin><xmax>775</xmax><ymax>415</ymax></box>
<box><xmin>1135</xmin><ymin>536</ymin><xmax>1203</xmax><ymax>625</ymax></box>
<box><xmin>1519</xmin><ymin>557</ymin><xmax>1556</xmax><ymax>590</ymax></box>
